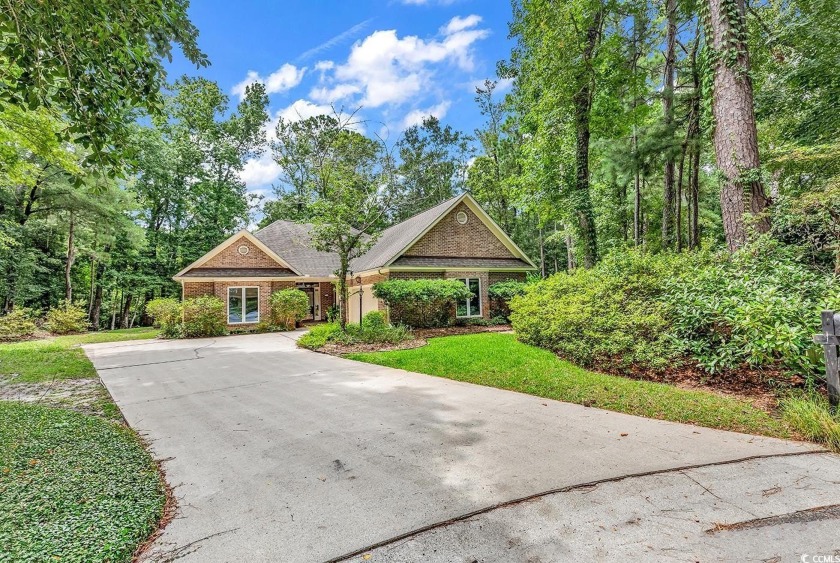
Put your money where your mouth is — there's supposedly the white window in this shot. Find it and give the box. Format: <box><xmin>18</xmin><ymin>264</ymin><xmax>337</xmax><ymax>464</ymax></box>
<box><xmin>228</xmin><ymin>287</ymin><xmax>259</xmax><ymax>324</ymax></box>
<box><xmin>456</xmin><ymin>278</ymin><xmax>482</xmax><ymax>318</ymax></box>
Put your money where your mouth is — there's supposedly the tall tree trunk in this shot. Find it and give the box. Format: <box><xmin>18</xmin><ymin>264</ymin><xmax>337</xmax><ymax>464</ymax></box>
<box><xmin>676</xmin><ymin>143</ymin><xmax>686</xmax><ymax>252</ymax></box>
<box><xmin>539</xmin><ymin>226</ymin><xmax>546</xmax><ymax>278</ymax></box>
<box><xmin>571</xmin><ymin>8</ymin><xmax>603</xmax><ymax>268</ymax></box>
<box><xmin>120</xmin><ymin>293</ymin><xmax>133</xmax><ymax>329</ymax></box>
<box><xmin>90</xmin><ymin>282</ymin><xmax>103</xmax><ymax>330</ymax></box>
<box><xmin>706</xmin><ymin>0</ymin><xmax>771</xmax><ymax>251</ymax></box>
<box><xmin>661</xmin><ymin>0</ymin><xmax>677</xmax><ymax>249</ymax></box>
<box><xmin>64</xmin><ymin>213</ymin><xmax>75</xmax><ymax>302</ymax></box>
<box><xmin>688</xmin><ymin>32</ymin><xmax>702</xmax><ymax>250</ymax></box>
<box><xmin>566</xmin><ymin>232</ymin><xmax>577</xmax><ymax>271</ymax></box>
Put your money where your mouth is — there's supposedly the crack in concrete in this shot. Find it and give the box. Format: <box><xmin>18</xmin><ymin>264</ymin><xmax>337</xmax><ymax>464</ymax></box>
<box><xmin>95</xmin><ymin>340</ymin><xmax>217</xmax><ymax>371</ymax></box>
<box><xmin>707</xmin><ymin>504</ymin><xmax>840</xmax><ymax>534</ymax></box>
<box><xmin>323</xmin><ymin>450</ymin><xmax>828</xmax><ymax>563</ymax></box>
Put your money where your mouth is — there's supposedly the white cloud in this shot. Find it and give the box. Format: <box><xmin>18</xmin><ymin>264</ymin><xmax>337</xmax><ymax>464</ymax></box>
<box><xmin>240</xmin><ymin>153</ymin><xmax>282</xmax><ymax>187</ymax></box>
<box><xmin>309</xmin><ymin>83</ymin><xmax>361</xmax><ymax>104</ymax></box>
<box><xmin>277</xmin><ymin>99</ymin><xmax>336</xmax><ymax>122</ymax></box>
<box><xmin>401</xmin><ymin>100</ymin><xmax>451</xmax><ymax>129</ymax></box>
<box><xmin>315</xmin><ymin>60</ymin><xmax>335</xmax><ymax>72</ymax></box>
<box><xmin>232</xmin><ymin>63</ymin><xmax>306</xmax><ymax>99</ymax></box>
<box><xmin>443</xmin><ymin>14</ymin><xmax>482</xmax><ymax>35</ymax></box>
<box><xmin>324</xmin><ymin>16</ymin><xmax>488</xmax><ymax>108</ymax></box>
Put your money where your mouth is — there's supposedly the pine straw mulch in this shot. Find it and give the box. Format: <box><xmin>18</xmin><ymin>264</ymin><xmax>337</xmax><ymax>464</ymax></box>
<box><xmin>593</xmin><ymin>357</ymin><xmax>805</xmax><ymax>413</ymax></box>
<box><xmin>317</xmin><ymin>324</ymin><xmax>512</xmax><ymax>356</ymax></box>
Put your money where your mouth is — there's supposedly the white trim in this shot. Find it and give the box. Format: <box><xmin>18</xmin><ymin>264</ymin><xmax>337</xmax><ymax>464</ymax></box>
<box><xmin>382</xmin><ymin>193</ymin><xmax>537</xmax><ymax>269</ymax></box>
<box><xmin>226</xmin><ymin>286</ymin><xmax>260</xmax><ymax>325</ymax></box>
<box><xmin>172</xmin><ymin>230</ymin><xmax>301</xmax><ymax>279</ymax></box>
<box><xmin>455</xmin><ymin>277</ymin><xmax>482</xmax><ymax>318</ymax></box>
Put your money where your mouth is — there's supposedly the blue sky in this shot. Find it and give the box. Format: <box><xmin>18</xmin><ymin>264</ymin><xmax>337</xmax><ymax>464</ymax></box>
<box><xmin>165</xmin><ymin>0</ymin><xmax>516</xmax><ymax>196</ymax></box>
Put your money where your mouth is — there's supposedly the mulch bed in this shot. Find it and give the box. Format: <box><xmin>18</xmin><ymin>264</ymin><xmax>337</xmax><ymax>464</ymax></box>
<box><xmin>589</xmin><ymin>356</ymin><xmax>804</xmax><ymax>412</ymax></box>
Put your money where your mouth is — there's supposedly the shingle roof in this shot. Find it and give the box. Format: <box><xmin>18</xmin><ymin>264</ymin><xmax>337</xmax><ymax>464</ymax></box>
<box><xmin>183</xmin><ymin>268</ymin><xmax>297</xmax><ymax>278</ymax></box>
<box><xmin>251</xmin><ymin>194</ymin><xmax>536</xmax><ymax>277</ymax></box>
<box><xmin>253</xmin><ymin>221</ymin><xmax>341</xmax><ymax>277</ymax></box>
<box><xmin>182</xmin><ymin>267</ymin><xmax>297</xmax><ymax>278</ymax></box>
<box><xmin>389</xmin><ymin>257</ymin><xmax>534</xmax><ymax>269</ymax></box>
<box><xmin>350</xmin><ymin>196</ymin><xmax>462</xmax><ymax>271</ymax></box>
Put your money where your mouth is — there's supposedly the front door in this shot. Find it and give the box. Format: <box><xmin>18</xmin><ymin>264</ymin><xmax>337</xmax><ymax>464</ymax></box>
<box><xmin>296</xmin><ymin>283</ymin><xmax>318</xmax><ymax>321</ymax></box>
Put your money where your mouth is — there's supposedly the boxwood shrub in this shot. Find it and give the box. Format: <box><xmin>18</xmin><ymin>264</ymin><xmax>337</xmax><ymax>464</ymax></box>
<box><xmin>181</xmin><ymin>295</ymin><xmax>227</xmax><ymax>338</ymax></box>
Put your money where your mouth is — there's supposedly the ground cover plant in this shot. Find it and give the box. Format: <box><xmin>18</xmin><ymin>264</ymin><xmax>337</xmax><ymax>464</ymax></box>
<box><xmin>298</xmin><ymin>312</ymin><xmax>412</xmax><ymax>350</ymax></box>
<box><xmin>347</xmin><ymin>332</ymin><xmax>789</xmax><ymax>438</ymax></box>
<box><xmin>0</xmin><ymin>401</ymin><xmax>166</xmax><ymax>562</ymax></box>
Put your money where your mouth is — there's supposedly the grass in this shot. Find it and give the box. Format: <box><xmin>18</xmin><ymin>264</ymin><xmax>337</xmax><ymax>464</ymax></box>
<box><xmin>346</xmin><ymin>332</ymin><xmax>790</xmax><ymax>438</ymax></box>
<box><xmin>0</xmin><ymin>327</ymin><xmax>158</xmax><ymax>383</ymax></box>
<box><xmin>781</xmin><ymin>393</ymin><xmax>840</xmax><ymax>451</ymax></box>
<box><xmin>0</xmin><ymin>401</ymin><xmax>166</xmax><ymax>562</ymax></box>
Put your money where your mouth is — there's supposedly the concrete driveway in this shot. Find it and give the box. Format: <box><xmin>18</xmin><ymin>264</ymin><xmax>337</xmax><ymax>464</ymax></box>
<box><xmin>85</xmin><ymin>333</ymin><xmax>837</xmax><ymax>562</ymax></box>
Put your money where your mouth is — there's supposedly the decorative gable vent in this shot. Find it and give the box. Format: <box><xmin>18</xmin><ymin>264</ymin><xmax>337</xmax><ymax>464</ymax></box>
<box><xmin>456</xmin><ymin>211</ymin><xmax>468</xmax><ymax>225</ymax></box>
<box><xmin>237</xmin><ymin>245</ymin><xmax>250</xmax><ymax>256</ymax></box>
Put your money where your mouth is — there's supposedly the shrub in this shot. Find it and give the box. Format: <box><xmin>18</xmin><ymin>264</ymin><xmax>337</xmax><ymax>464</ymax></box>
<box><xmin>45</xmin><ymin>301</ymin><xmax>88</xmax><ymax>335</ymax></box>
<box><xmin>664</xmin><ymin>238</ymin><xmax>840</xmax><ymax>375</ymax></box>
<box><xmin>488</xmin><ymin>280</ymin><xmax>527</xmax><ymax>320</ymax></box>
<box><xmin>510</xmin><ymin>252</ymin><xmax>689</xmax><ymax>371</ymax></box>
<box><xmin>326</xmin><ymin>304</ymin><xmax>340</xmax><ymax>323</ymax></box>
<box><xmin>181</xmin><ymin>296</ymin><xmax>226</xmax><ymax>338</ymax></box>
<box><xmin>373</xmin><ymin>279</ymin><xmax>472</xmax><ymax>328</ymax></box>
<box><xmin>781</xmin><ymin>393</ymin><xmax>840</xmax><ymax>451</ymax></box>
<box><xmin>362</xmin><ymin>310</ymin><xmax>387</xmax><ymax>330</ymax></box>
<box><xmin>298</xmin><ymin>323</ymin><xmax>342</xmax><ymax>349</ymax></box>
<box><xmin>269</xmin><ymin>289</ymin><xmax>309</xmax><ymax>330</ymax></box>
<box><xmin>0</xmin><ymin>308</ymin><xmax>38</xmax><ymax>341</ymax></box>
<box><xmin>297</xmin><ymin>319</ymin><xmax>412</xmax><ymax>349</ymax></box>
<box><xmin>145</xmin><ymin>298</ymin><xmax>182</xmax><ymax>338</ymax></box>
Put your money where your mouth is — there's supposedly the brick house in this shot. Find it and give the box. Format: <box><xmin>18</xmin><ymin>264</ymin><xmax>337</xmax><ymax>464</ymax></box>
<box><xmin>173</xmin><ymin>194</ymin><xmax>536</xmax><ymax>327</ymax></box>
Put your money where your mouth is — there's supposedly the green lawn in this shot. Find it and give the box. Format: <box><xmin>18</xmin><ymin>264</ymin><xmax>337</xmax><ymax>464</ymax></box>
<box><xmin>0</xmin><ymin>327</ymin><xmax>158</xmax><ymax>383</ymax></box>
<box><xmin>347</xmin><ymin>333</ymin><xmax>790</xmax><ymax>439</ymax></box>
<box><xmin>0</xmin><ymin>401</ymin><xmax>166</xmax><ymax>562</ymax></box>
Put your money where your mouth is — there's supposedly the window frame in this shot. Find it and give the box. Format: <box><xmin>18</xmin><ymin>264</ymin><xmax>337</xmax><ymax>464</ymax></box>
<box><xmin>227</xmin><ymin>286</ymin><xmax>260</xmax><ymax>325</ymax></box>
<box><xmin>456</xmin><ymin>277</ymin><xmax>482</xmax><ymax>318</ymax></box>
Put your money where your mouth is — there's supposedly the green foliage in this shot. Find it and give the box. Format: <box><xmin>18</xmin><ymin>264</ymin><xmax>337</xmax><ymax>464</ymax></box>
<box><xmin>0</xmin><ymin>0</ymin><xmax>207</xmax><ymax>167</ymax></box>
<box><xmin>269</xmin><ymin>289</ymin><xmax>309</xmax><ymax>330</ymax></box>
<box><xmin>510</xmin><ymin>252</ymin><xmax>682</xmax><ymax>371</ymax></box>
<box><xmin>181</xmin><ymin>296</ymin><xmax>227</xmax><ymax>338</ymax></box>
<box><xmin>45</xmin><ymin>301</ymin><xmax>89</xmax><ymax>335</ymax></box>
<box><xmin>373</xmin><ymin>279</ymin><xmax>472</xmax><ymax>328</ymax></box>
<box><xmin>665</xmin><ymin>238</ymin><xmax>839</xmax><ymax>375</ymax></box>
<box><xmin>513</xmin><ymin>241</ymin><xmax>839</xmax><ymax>379</ymax></box>
<box><xmin>0</xmin><ymin>309</ymin><xmax>38</xmax><ymax>342</ymax></box>
<box><xmin>326</xmin><ymin>304</ymin><xmax>340</xmax><ymax>323</ymax></box>
<box><xmin>297</xmin><ymin>323</ymin><xmax>343</xmax><ymax>349</ymax></box>
<box><xmin>362</xmin><ymin>311</ymin><xmax>388</xmax><ymax>330</ymax></box>
<box><xmin>297</xmin><ymin>320</ymin><xmax>412</xmax><ymax>350</ymax></box>
<box><xmin>0</xmin><ymin>402</ymin><xmax>165</xmax><ymax>561</ymax></box>
<box><xmin>145</xmin><ymin>298</ymin><xmax>182</xmax><ymax>338</ymax></box>
<box><xmin>781</xmin><ymin>393</ymin><xmax>840</xmax><ymax>451</ymax></box>
<box><xmin>348</xmin><ymin>333</ymin><xmax>788</xmax><ymax>437</ymax></box>
<box><xmin>488</xmin><ymin>280</ymin><xmax>528</xmax><ymax>320</ymax></box>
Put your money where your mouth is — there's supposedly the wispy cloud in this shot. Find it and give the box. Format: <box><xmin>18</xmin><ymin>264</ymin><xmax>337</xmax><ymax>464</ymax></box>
<box><xmin>296</xmin><ymin>19</ymin><xmax>374</xmax><ymax>63</ymax></box>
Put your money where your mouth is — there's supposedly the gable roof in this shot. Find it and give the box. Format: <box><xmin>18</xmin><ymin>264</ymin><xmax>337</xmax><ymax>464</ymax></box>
<box><xmin>358</xmin><ymin>193</ymin><xmax>537</xmax><ymax>271</ymax></box>
<box><xmin>175</xmin><ymin>194</ymin><xmax>536</xmax><ymax>281</ymax></box>
<box><xmin>349</xmin><ymin>196</ymin><xmax>463</xmax><ymax>272</ymax></box>
<box><xmin>173</xmin><ymin>230</ymin><xmax>300</xmax><ymax>279</ymax></box>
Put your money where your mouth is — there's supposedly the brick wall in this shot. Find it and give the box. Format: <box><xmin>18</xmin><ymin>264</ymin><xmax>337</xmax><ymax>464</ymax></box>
<box><xmin>489</xmin><ymin>272</ymin><xmax>527</xmax><ymax>285</ymax></box>
<box><xmin>443</xmin><ymin>270</ymin><xmax>490</xmax><ymax>320</ymax></box>
<box><xmin>320</xmin><ymin>282</ymin><xmax>336</xmax><ymax>313</ymax></box>
<box><xmin>203</xmin><ymin>236</ymin><xmax>281</xmax><ymax>269</ymax></box>
<box><xmin>271</xmin><ymin>281</ymin><xmax>296</xmax><ymax>292</ymax></box>
<box><xmin>404</xmin><ymin>203</ymin><xmax>514</xmax><ymax>259</ymax></box>
<box><xmin>183</xmin><ymin>282</ymin><xmax>214</xmax><ymax>298</ymax></box>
